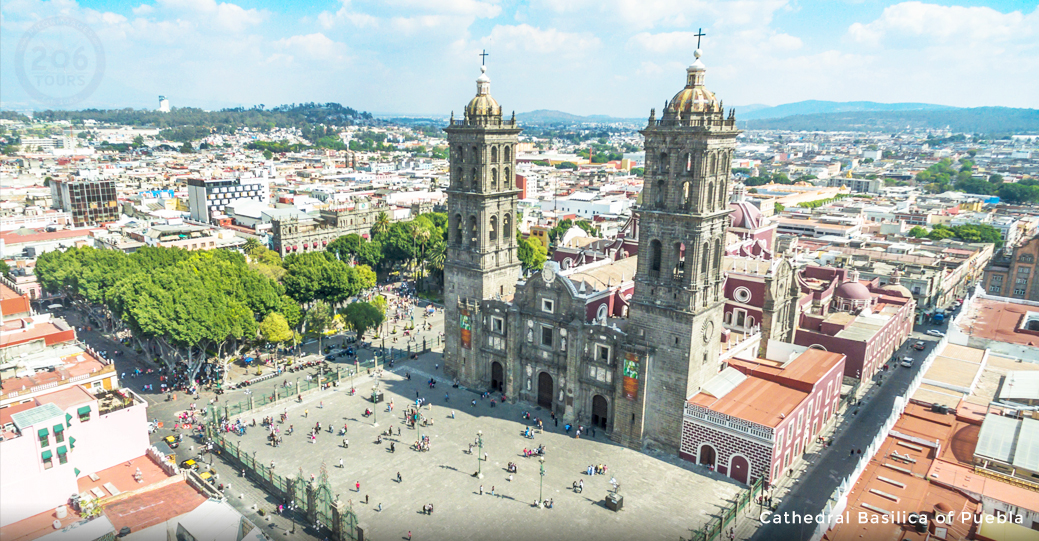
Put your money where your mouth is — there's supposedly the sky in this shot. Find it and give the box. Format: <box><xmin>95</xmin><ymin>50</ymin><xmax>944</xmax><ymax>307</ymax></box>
<box><xmin>1</xmin><ymin>0</ymin><xmax>1037</xmax><ymax>116</ymax></box>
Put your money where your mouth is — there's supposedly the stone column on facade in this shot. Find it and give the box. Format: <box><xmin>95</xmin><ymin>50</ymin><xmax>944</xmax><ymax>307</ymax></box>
<box><xmin>330</xmin><ymin>497</ymin><xmax>350</xmax><ymax>541</ymax></box>
<box><xmin>306</xmin><ymin>479</ymin><xmax>318</xmax><ymax>524</ymax></box>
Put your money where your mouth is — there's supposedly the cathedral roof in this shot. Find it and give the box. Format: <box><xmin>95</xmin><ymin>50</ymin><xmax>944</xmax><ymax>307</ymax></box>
<box><xmin>835</xmin><ymin>281</ymin><xmax>872</xmax><ymax>302</ymax></box>
<box><xmin>666</xmin><ymin>50</ymin><xmax>721</xmax><ymax>115</ymax></box>
<box><xmin>729</xmin><ymin>201</ymin><xmax>763</xmax><ymax>230</ymax></box>
<box><xmin>465</xmin><ymin>65</ymin><xmax>501</xmax><ymax>119</ymax></box>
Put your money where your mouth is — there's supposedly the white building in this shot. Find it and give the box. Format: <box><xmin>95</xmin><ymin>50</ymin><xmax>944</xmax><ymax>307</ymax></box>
<box><xmin>187</xmin><ymin>176</ymin><xmax>271</xmax><ymax>223</ymax></box>
<box><xmin>158</xmin><ymin>95</ymin><xmax>170</xmax><ymax>113</ymax></box>
<box><xmin>538</xmin><ymin>192</ymin><xmax>631</xmax><ymax>219</ymax></box>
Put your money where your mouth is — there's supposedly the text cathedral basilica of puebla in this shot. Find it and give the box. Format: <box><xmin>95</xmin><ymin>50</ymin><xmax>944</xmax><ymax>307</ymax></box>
<box><xmin>443</xmin><ymin>50</ymin><xmax>744</xmax><ymax>454</ymax></box>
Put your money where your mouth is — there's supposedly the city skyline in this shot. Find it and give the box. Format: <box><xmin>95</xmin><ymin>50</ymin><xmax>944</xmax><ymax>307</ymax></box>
<box><xmin>1</xmin><ymin>0</ymin><xmax>1037</xmax><ymax>114</ymax></box>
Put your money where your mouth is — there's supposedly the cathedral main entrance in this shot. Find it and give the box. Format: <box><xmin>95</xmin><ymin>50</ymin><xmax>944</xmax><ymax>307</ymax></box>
<box><xmin>592</xmin><ymin>395</ymin><xmax>608</xmax><ymax>429</ymax></box>
<box><xmin>537</xmin><ymin>372</ymin><xmax>553</xmax><ymax>409</ymax></box>
<box><xmin>491</xmin><ymin>362</ymin><xmax>504</xmax><ymax>393</ymax></box>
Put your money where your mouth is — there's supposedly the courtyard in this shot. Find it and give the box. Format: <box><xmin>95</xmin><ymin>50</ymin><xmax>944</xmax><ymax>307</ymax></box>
<box><xmin>213</xmin><ymin>352</ymin><xmax>754</xmax><ymax>541</ymax></box>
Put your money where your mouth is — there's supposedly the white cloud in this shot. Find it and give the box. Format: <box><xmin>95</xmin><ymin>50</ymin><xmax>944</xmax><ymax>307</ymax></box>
<box><xmin>273</xmin><ymin>33</ymin><xmax>349</xmax><ymax>62</ymax></box>
<box><xmin>481</xmin><ymin>24</ymin><xmax>600</xmax><ymax>55</ymax></box>
<box><xmin>529</xmin><ymin>0</ymin><xmax>789</xmax><ymax>30</ymax></box>
<box><xmin>847</xmin><ymin>2</ymin><xmax>1037</xmax><ymax>46</ymax></box>
<box><xmin>152</xmin><ymin>0</ymin><xmax>266</xmax><ymax>33</ymax></box>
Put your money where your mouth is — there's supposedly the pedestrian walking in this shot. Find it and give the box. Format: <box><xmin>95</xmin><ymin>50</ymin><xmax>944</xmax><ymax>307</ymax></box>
<box><xmin>483</xmin><ymin>452</ymin><xmax>488</xmax><ymax>462</ymax></box>
<box><xmin>490</xmin><ymin>486</ymin><xmax>495</xmax><ymax>496</ymax></box>
<box><xmin>407</xmin><ymin>531</ymin><xmax>412</xmax><ymax>541</ymax></box>
<box><xmin>339</xmin><ymin>458</ymin><xmax>344</xmax><ymax>468</ymax></box>
<box><xmin>397</xmin><ymin>472</ymin><xmax>402</xmax><ymax>483</ymax></box>
<box><xmin>365</xmin><ymin>494</ymin><xmax>369</xmax><ymax>504</ymax></box>
<box><xmin>356</xmin><ymin>481</ymin><xmax>361</xmax><ymax>492</ymax></box>
<box><xmin>479</xmin><ymin>485</ymin><xmax>484</xmax><ymax>495</ymax></box>
<box><xmin>305</xmin><ymin>409</ymin><xmax>309</xmax><ymax>418</ymax></box>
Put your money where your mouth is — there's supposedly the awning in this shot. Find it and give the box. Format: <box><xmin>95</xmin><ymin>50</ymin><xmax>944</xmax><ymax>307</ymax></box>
<box><xmin>57</xmin><ymin>445</ymin><xmax>67</xmax><ymax>455</ymax></box>
<box><xmin>41</xmin><ymin>450</ymin><xmax>52</xmax><ymax>460</ymax></box>
<box><xmin>66</xmin><ymin>413</ymin><xmax>73</xmax><ymax>427</ymax></box>
<box><xmin>69</xmin><ymin>437</ymin><xmax>76</xmax><ymax>449</ymax></box>
<box><xmin>74</xmin><ymin>468</ymin><xmax>81</xmax><ymax>476</ymax></box>
<box><xmin>38</xmin><ymin>428</ymin><xmax>49</xmax><ymax>437</ymax></box>
<box><xmin>77</xmin><ymin>406</ymin><xmax>90</xmax><ymax>415</ymax></box>
<box><xmin>53</xmin><ymin>424</ymin><xmax>64</xmax><ymax>433</ymax></box>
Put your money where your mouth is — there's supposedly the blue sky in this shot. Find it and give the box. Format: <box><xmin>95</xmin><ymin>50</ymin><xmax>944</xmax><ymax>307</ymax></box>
<box><xmin>1</xmin><ymin>0</ymin><xmax>1037</xmax><ymax>116</ymax></box>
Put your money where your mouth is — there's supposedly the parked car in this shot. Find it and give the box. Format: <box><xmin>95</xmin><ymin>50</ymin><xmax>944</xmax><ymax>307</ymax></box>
<box><xmin>180</xmin><ymin>458</ymin><xmax>198</xmax><ymax>470</ymax></box>
<box><xmin>912</xmin><ymin>341</ymin><xmax>926</xmax><ymax>351</ymax></box>
<box><xmin>164</xmin><ymin>435</ymin><xmax>180</xmax><ymax>449</ymax></box>
<box><xmin>900</xmin><ymin>357</ymin><xmax>914</xmax><ymax>368</ymax></box>
<box><xmin>324</xmin><ymin>354</ymin><xmax>336</xmax><ymax>361</ymax></box>
<box><xmin>926</xmin><ymin>330</ymin><xmax>945</xmax><ymax>337</ymax></box>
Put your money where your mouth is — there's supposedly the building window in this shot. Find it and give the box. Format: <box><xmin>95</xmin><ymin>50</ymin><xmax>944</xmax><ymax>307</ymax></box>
<box><xmin>541</xmin><ymin>299</ymin><xmax>554</xmax><ymax>314</ymax></box>
<box><xmin>596</xmin><ymin>344</ymin><xmax>611</xmax><ymax>363</ymax></box>
<box><xmin>1017</xmin><ymin>266</ymin><xmax>1031</xmax><ymax>277</ymax></box>
<box><xmin>1014</xmin><ymin>288</ymin><xmax>1026</xmax><ymax>296</ymax></box>
<box><xmin>38</xmin><ymin>428</ymin><xmax>49</xmax><ymax>447</ymax></box>
<box><xmin>541</xmin><ymin>326</ymin><xmax>553</xmax><ymax>348</ymax></box>
<box><xmin>992</xmin><ymin>275</ymin><xmax>1003</xmax><ymax>283</ymax></box>
<box><xmin>1021</xmin><ymin>254</ymin><xmax>1035</xmax><ymax>264</ymax></box>
<box><xmin>1017</xmin><ymin>278</ymin><xmax>1028</xmax><ymax>286</ymax></box>
<box><xmin>58</xmin><ymin>447</ymin><xmax>68</xmax><ymax>465</ymax></box>
<box><xmin>78</xmin><ymin>406</ymin><xmax>91</xmax><ymax>422</ymax></box>
<box><xmin>53</xmin><ymin>425</ymin><xmax>64</xmax><ymax>443</ymax></box>
<box><xmin>42</xmin><ymin>451</ymin><xmax>53</xmax><ymax>470</ymax></box>
<box><xmin>492</xmin><ymin>317</ymin><xmax>504</xmax><ymax>334</ymax></box>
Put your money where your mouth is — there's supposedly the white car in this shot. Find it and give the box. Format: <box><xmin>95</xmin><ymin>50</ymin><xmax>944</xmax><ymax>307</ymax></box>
<box><xmin>926</xmin><ymin>330</ymin><xmax>945</xmax><ymax>337</ymax></box>
<box><xmin>900</xmin><ymin>357</ymin><xmax>914</xmax><ymax>368</ymax></box>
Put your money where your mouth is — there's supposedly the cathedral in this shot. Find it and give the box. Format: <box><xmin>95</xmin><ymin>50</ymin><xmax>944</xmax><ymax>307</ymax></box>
<box><xmin>442</xmin><ymin>51</ymin><xmax>787</xmax><ymax>454</ymax></box>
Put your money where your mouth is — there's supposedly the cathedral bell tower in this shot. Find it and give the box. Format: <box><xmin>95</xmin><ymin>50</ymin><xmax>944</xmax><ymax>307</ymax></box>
<box><xmin>442</xmin><ymin>63</ymin><xmax>522</xmax><ymax>387</ymax></box>
<box><xmin>614</xmin><ymin>49</ymin><xmax>741</xmax><ymax>453</ymax></box>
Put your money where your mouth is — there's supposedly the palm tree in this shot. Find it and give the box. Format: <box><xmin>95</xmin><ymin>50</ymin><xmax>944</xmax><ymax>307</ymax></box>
<box><xmin>371</xmin><ymin>211</ymin><xmax>390</xmax><ymax>239</ymax></box>
<box><xmin>427</xmin><ymin>240</ymin><xmax>446</xmax><ymax>274</ymax></box>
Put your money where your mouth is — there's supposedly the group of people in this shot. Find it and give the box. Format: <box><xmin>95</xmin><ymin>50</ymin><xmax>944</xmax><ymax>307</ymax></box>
<box><xmin>586</xmin><ymin>463</ymin><xmax>609</xmax><ymax>476</ymax></box>
<box><xmin>521</xmin><ymin>445</ymin><xmax>546</xmax><ymax>458</ymax></box>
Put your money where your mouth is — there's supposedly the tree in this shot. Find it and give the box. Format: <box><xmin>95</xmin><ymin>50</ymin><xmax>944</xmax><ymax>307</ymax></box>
<box><xmin>926</xmin><ymin>225</ymin><xmax>956</xmax><ymax>241</ymax></box>
<box><xmin>0</xmin><ymin>260</ymin><xmax>9</xmax><ymax>278</ymax></box>
<box><xmin>263</xmin><ymin>150</ymin><xmax>273</xmax><ymax>160</ymax></box>
<box><xmin>179</xmin><ymin>142</ymin><xmax>193</xmax><ymax>153</ymax></box>
<box><xmin>132</xmin><ymin>135</ymin><xmax>145</xmax><ymax>148</ymax></box>
<box><xmin>259</xmin><ymin>313</ymin><xmax>293</xmax><ymax>356</ymax></box>
<box><xmin>998</xmin><ymin>183</ymin><xmax>1039</xmax><ymax>204</ymax></box>
<box><xmin>907</xmin><ymin>226</ymin><xmax>929</xmax><ymax>238</ymax></box>
<box><xmin>343</xmin><ymin>301</ymin><xmax>385</xmax><ymax>340</ymax></box>
<box><xmin>953</xmin><ymin>177</ymin><xmax>994</xmax><ymax>196</ymax></box>
<box><xmin>518</xmin><ymin>236</ymin><xmax>547</xmax><ymax>271</ymax></box>
<box><xmin>988</xmin><ymin>174</ymin><xmax>1004</xmax><ymax>184</ymax></box>
<box><xmin>555</xmin><ymin>162</ymin><xmax>577</xmax><ymax>170</ymax></box>
<box><xmin>306</xmin><ymin>300</ymin><xmax>333</xmax><ymax>353</ymax></box>
<box><xmin>371</xmin><ymin>211</ymin><xmax>391</xmax><ymax>239</ymax></box>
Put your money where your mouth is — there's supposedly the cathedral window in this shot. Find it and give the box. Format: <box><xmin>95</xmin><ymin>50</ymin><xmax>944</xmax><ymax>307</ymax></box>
<box><xmin>708</xmin><ymin>153</ymin><xmax>716</xmax><ymax>175</ymax></box>
<box><xmin>685</xmin><ymin>152</ymin><xmax>692</xmax><ymax>172</ymax></box>
<box><xmin>541</xmin><ymin>298</ymin><xmax>554</xmax><ymax>314</ymax></box>
<box><xmin>490</xmin><ymin>215</ymin><xmax>498</xmax><ymax>242</ymax></box>
<box><xmin>504</xmin><ymin>167</ymin><xmax>511</xmax><ymax>189</ymax></box>
<box><xmin>649</xmin><ymin>240</ymin><xmax>662</xmax><ymax>277</ymax></box>
<box><xmin>701</xmin><ymin>242</ymin><xmax>710</xmax><ymax>275</ymax></box>
<box><xmin>503</xmin><ymin>214</ymin><xmax>512</xmax><ymax>240</ymax></box>
<box><xmin>654</xmin><ymin>181</ymin><xmax>666</xmax><ymax>209</ymax></box>
<box><xmin>659</xmin><ymin>152</ymin><xmax>669</xmax><ymax>173</ymax></box>
<box><xmin>504</xmin><ymin>145</ymin><xmax>512</xmax><ymax>162</ymax></box>
<box><xmin>596</xmin><ymin>344</ymin><xmax>611</xmax><ymax>363</ymax></box>
<box><xmin>491</xmin><ymin>146</ymin><xmax>499</xmax><ymax>163</ymax></box>
<box><xmin>491</xmin><ymin>168</ymin><xmax>498</xmax><ymax>191</ymax></box>
<box><xmin>681</xmin><ymin>181</ymin><xmax>691</xmax><ymax>211</ymax></box>
<box><xmin>541</xmin><ymin>326</ymin><xmax>554</xmax><ymax>348</ymax></box>
<box><xmin>455</xmin><ymin>167</ymin><xmax>463</xmax><ymax>187</ymax></box>
<box><xmin>470</xmin><ymin>168</ymin><xmax>479</xmax><ymax>191</ymax></box>
<box><xmin>672</xmin><ymin>242</ymin><xmax>685</xmax><ymax>282</ymax></box>
<box><xmin>714</xmin><ymin>238</ymin><xmax>723</xmax><ymax>271</ymax></box>
<box><xmin>706</xmin><ymin>182</ymin><xmax>714</xmax><ymax>211</ymax></box>
<box><xmin>469</xmin><ymin>215</ymin><xmax>478</xmax><ymax>245</ymax></box>
<box><xmin>492</xmin><ymin>317</ymin><xmax>504</xmax><ymax>334</ymax></box>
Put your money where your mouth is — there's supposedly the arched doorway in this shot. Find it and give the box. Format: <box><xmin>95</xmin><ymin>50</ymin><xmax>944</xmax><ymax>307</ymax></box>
<box><xmin>491</xmin><ymin>362</ymin><xmax>504</xmax><ymax>393</ymax></box>
<box><xmin>698</xmin><ymin>444</ymin><xmax>716</xmax><ymax>468</ymax></box>
<box><xmin>537</xmin><ymin>372</ymin><xmax>553</xmax><ymax>409</ymax></box>
<box><xmin>592</xmin><ymin>395</ymin><xmax>608</xmax><ymax>429</ymax></box>
<box><xmin>729</xmin><ymin>455</ymin><xmax>749</xmax><ymax>484</ymax></box>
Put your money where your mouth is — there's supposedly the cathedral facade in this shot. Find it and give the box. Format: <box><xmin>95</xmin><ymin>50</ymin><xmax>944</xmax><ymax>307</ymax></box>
<box><xmin>443</xmin><ymin>52</ymin><xmax>757</xmax><ymax>454</ymax></box>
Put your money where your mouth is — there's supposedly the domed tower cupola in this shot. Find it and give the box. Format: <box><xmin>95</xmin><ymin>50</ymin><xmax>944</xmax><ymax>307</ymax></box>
<box><xmin>660</xmin><ymin>49</ymin><xmax>733</xmax><ymax>128</ymax></box>
<box><xmin>464</xmin><ymin>65</ymin><xmax>503</xmax><ymax>126</ymax></box>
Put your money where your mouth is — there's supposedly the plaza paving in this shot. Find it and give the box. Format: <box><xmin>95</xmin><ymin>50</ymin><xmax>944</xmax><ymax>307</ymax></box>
<box><xmin>221</xmin><ymin>354</ymin><xmax>752</xmax><ymax>541</ymax></box>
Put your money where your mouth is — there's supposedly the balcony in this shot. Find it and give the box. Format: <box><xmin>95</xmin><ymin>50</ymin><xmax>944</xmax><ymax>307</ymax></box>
<box><xmin>720</xmin><ymin>325</ymin><xmax>761</xmax><ymax>362</ymax></box>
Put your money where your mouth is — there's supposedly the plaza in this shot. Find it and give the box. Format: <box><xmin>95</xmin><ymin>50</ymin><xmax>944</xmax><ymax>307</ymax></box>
<box><xmin>218</xmin><ymin>353</ymin><xmax>753</xmax><ymax>541</ymax></box>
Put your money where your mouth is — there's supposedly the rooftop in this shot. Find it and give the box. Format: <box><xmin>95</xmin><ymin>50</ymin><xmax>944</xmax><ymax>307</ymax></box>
<box><xmin>957</xmin><ymin>297</ymin><xmax>1039</xmax><ymax>347</ymax></box>
<box><xmin>564</xmin><ymin>255</ymin><xmax>638</xmax><ymax>291</ymax></box>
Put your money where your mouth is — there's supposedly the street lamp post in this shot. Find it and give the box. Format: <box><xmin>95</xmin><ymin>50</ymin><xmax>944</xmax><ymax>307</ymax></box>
<box><xmin>539</xmin><ymin>456</ymin><xmax>546</xmax><ymax>507</ymax></box>
<box><xmin>372</xmin><ymin>386</ymin><xmax>379</xmax><ymax>427</ymax></box>
<box><xmin>476</xmin><ymin>430</ymin><xmax>484</xmax><ymax>479</ymax></box>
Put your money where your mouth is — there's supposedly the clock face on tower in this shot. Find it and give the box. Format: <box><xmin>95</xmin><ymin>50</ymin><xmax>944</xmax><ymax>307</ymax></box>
<box><xmin>702</xmin><ymin>320</ymin><xmax>715</xmax><ymax>343</ymax></box>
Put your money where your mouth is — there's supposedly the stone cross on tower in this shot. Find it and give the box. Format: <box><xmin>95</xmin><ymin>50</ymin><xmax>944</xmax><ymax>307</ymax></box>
<box><xmin>695</xmin><ymin>28</ymin><xmax>706</xmax><ymax>48</ymax></box>
<box><xmin>479</xmin><ymin>49</ymin><xmax>489</xmax><ymax>65</ymax></box>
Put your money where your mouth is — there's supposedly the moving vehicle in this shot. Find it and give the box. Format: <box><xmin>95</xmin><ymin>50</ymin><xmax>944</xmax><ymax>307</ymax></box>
<box><xmin>164</xmin><ymin>435</ymin><xmax>180</xmax><ymax>449</ymax></box>
<box><xmin>900</xmin><ymin>357</ymin><xmax>914</xmax><ymax>368</ymax></box>
<box><xmin>926</xmin><ymin>330</ymin><xmax>945</xmax><ymax>337</ymax></box>
<box><xmin>912</xmin><ymin>341</ymin><xmax>926</xmax><ymax>351</ymax></box>
<box><xmin>198</xmin><ymin>468</ymin><xmax>217</xmax><ymax>482</ymax></box>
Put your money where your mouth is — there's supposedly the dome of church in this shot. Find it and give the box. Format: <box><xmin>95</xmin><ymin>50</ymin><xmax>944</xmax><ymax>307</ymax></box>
<box><xmin>878</xmin><ymin>283</ymin><xmax>912</xmax><ymax>298</ymax></box>
<box><xmin>465</xmin><ymin>65</ymin><xmax>501</xmax><ymax>118</ymax></box>
<box><xmin>667</xmin><ymin>50</ymin><xmax>721</xmax><ymax>115</ymax></box>
<box><xmin>835</xmin><ymin>281</ymin><xmax>872</xmax><ymax>302</ymax></box>
<box><xmin>729</xmin><ymin>201</ymin><xmax>763</xmax><ymax>230</ymax></box>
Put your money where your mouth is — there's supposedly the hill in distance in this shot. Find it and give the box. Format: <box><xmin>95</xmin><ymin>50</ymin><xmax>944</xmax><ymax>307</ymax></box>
<box><xmin>740</xmin><ymin>100</ymin><xmax>956</xmax><ymax>120</ymax></box>
<box><xmin>743</xmin><ymin>106</ymin><xmax>1039</xmax><ymax>135</ymax></box>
